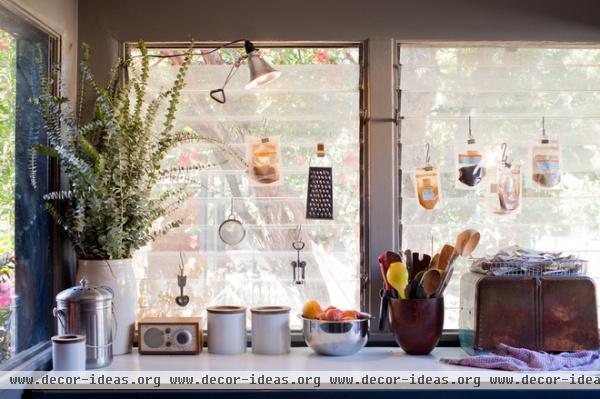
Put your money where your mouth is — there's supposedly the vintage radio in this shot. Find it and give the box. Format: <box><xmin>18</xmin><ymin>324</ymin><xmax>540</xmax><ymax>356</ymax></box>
<box><xmin>138</xmin><ymin>317</ymin><xmax>202</xmax><ymax>354</ymax></box>
<box><xmin>459</xmin><ymin>272</ymin><xmax>599</xmax><ymax>354</ymax></box>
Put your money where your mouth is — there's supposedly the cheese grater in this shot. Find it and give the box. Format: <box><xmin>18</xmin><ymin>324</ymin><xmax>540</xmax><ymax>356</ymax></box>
<box><xmin>306</xmin><ymin>144</ymin><xmax>333</xmax><ymax>220</ymax></box>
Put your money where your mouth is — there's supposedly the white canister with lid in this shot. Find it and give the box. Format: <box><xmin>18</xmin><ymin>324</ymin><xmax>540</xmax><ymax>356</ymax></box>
<box><xmin>206</xmin><ymin>306</ymin><xmax>247</xmax><ymax>354</ymax></box>
<box><xmin>251</xmin><ymin>306</ymin><xmax>291</xmax><ymax>355</ymax></box>
<box><xmin>52</xmin><ymin>334</ymin><xmax>86</xmax><ymax>371</ymax></box>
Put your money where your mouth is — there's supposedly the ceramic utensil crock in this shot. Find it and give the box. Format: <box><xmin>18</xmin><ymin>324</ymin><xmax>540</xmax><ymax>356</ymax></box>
<box><xmin>207</xmin><ymin>306</ymin><xmax>247</xmax><ymax>354</ymax></box>
<box><xmin>251</xmin><ymin>306</ymin><xmax>291</xmax><ymax>355</ymax></box>
<box><xmin>54</xmin><ymin>280</ymin><xmax>114</xmax><ymax>368</ymax></box>
<box><xmin>388</xmin><ymin>296</ymin><xmax>444</xmax><ymax>355</ymax></box>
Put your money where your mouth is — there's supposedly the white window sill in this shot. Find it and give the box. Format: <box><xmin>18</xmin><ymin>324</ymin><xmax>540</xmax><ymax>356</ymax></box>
<box><xmin>104</xmin><ymin>347</ymin><xmax>473</xmax><ymax>372</ymax></box>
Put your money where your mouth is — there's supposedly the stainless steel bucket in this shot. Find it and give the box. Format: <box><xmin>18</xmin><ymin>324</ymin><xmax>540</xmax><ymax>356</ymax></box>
<box><xmin>53</xmin><ymin>280</ymin><xmax>114</xmax><ymax>369</ymax></box>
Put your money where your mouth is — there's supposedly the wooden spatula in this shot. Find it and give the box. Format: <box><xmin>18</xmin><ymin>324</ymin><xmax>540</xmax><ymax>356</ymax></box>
<box><xmin>411</xmin><ymin>252</ymin><xmax>431</xmax><ymax>281</ymax></box>
<box><xmin>437</xmin><ymin>244</ymin><xmax>455</xmax><ymax>272</ymax></box>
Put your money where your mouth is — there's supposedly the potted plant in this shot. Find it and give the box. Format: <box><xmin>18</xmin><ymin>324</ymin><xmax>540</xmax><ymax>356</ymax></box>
<box><xmin>32</xmin><ymin>41</ymin><xmax>195</xmax><ymax>354</ymax></box>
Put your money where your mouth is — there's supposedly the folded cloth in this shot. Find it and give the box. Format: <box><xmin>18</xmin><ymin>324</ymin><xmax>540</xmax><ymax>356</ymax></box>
<box><xmin>441</xmin><ymin>343</ymin><xmax>600</xmax><ymax>371</ymax></box>
<box><xmin>470</xmin><ymin>246</ymin><xmax>586</xmax><ymax>276</ymax></box>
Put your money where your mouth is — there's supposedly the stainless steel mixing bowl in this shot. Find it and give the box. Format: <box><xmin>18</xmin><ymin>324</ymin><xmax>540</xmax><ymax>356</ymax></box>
<box><xmin>300</xmin><ymin>313</ymin><xmax>371</xmax><ymax>356</ymax></box>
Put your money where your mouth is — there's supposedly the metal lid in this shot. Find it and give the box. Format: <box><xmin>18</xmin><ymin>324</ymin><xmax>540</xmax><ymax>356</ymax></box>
<box><xmin>56</xmin><ymin>279</ymin><xmax>113</xmax><ymax>303</ymax></box>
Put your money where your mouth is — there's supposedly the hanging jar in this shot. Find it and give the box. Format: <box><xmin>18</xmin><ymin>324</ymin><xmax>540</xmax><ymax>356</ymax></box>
<box><xmin>532</xmin><ymin>117</ymin><xmax>561</xmax><ymax>189</ymax></box>
<box><xmin>496</xmin><ymin>143</ymin><xmax>521</xmax><ymax>214</ymax></box>
<box><xmin>415</xmin><ymin>143</ymin><xmax>441</xmax><ymax>210</ymax></box>
<box><xmin>456</xmin><ymin>117</ymin><xmax>485</xmax><ymax>189</ymax></box>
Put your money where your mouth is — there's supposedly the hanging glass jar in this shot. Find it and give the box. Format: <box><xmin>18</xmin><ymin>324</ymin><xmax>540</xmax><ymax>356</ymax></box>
<box><xmin>456</xmin><ymin>116</ymin><xmax>485</xmax><ymax>189</ymax></box>
<box><xmin>415</xmin><ymin>143</ymin><xmax>441</xmax><ymax>210</ymax></box>
<box><xmin>496</xmin><ymin>143</ymin><xmax>521</xmax><ymax>214</ymax></box>
<box><xmin>532</xmin><ymin>117</ymin><xmax>561</xmax><ymax>189</ymax></box>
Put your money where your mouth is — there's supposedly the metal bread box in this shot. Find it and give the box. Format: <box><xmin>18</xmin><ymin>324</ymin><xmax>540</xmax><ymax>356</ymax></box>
<box><xmin>459</xmin><ymin>272</ymin><xmax>599</xmax><ymax>354</ymax></box>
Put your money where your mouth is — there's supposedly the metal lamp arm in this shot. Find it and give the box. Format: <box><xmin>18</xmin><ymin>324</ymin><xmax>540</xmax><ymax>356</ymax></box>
<box><xmin>209</xmin><ymin>56</ymin><xmax>246</xmax><ymax>104</ymax></box>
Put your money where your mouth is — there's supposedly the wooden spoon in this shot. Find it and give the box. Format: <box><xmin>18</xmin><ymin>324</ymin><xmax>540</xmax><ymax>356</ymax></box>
<box><xmin>421</xmin><ymin>268</ymin><xmax>442</xmax><ymax>298</ymax></box>
<box><xmin>462</xmin><ymin>230</ymin><xmax>480</xmax><ymax>257</ymax></box>
<box><xmin>455</xmin><ymin>229</ymin><xmax>481</xmax><ymax>257</ymax></box>
<box><xmin>437</xmin><ymin>244</ymin><xmax>455</xmax><ymax>272</ymax></box>
<box><xmin>429</xmin><ymin>253</ymin><xmax>440</xmax><ymax>270</ymax></box>
<box><xmin>455</xmin><ymin>230</ymin><xmax>472</xmax><ymax>256</ymax></box>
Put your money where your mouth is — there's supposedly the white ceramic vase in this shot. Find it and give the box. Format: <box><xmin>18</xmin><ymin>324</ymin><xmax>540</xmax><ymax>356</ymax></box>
<box><xmin>76</xmin><ymin>259</ymin><xmax>137</xmax><ymax>355</ymax></box>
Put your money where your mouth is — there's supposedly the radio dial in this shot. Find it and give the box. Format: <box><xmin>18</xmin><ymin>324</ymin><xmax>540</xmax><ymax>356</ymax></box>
<box><xmin>174</xmin><ymin>329</ymin><xmax>192</xmax><ymax>347</ymax></box>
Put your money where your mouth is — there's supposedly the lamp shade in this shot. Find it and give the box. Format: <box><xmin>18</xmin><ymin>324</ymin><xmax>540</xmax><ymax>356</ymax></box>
<box><xmin>245</xmin><ymin>52</ymin><xmax>281</xmax><ymax>90</ymax></box>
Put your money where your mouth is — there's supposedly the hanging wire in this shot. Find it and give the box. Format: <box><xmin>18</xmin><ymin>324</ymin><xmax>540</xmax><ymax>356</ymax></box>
<box><xmin>178</xmin><ymin>252</ymin><xmax>185</xmax><ymax>275</ymax></box>
<box><xmin>425</xmin><ymin>143</ymin><xmax>431</xmax><ymax>165</ymax></box>
<box><xmin>127</xmin><ymin>39</ymin><xmax>246</xmax><ymax>60</ymax></box>
<box><xmin>541</xmin><ymin>116</ymin><xmax>548</xmax><ymax>139</ymax></box>
<box><xmin>262</xmin><ymin>117</ymin><xmax>268</xmax><ymax>131</ymax></box>
<box><xmin>229</xmin><ymin>197</ymin><xmax>235</xmax><ymax>217</ymax></box>
<box><xmin>468</xmin><ymin>116</ymin><xmax>473</xmax><ymax>141</ymax></box>
<box><xmin>501</xmin><ymin>142</ymin><xmax>508</xmax><ymax>164</ymax></box>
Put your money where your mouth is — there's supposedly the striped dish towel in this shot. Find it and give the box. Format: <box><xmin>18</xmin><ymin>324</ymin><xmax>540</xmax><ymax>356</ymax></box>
<box><xmin>441</xmin><ymin>343</ymin><xmax>600</xmax><ymax>371</ymax></box>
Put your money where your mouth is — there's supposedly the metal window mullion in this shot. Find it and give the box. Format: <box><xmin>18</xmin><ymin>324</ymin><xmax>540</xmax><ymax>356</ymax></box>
<box><xmin>365</xmin><ymin>38</ymin><xmax>398</xmax><ymax>342</ymax></box>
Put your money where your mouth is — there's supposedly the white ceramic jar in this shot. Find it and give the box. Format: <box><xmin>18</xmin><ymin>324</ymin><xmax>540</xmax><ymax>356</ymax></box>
<box><xmin>206</xmin><ymin>306</ymin><xmax>247</xmax><ymax>354</ymax></box>
<box><xmin>251</xmin><ymin>306</ymin><xmax>291</xmax><ymax>355</ymax></box>
<box><xmin>52</xmin><ymin>335</ymin><xmax>86</xmax><ymax>371</ymax></box>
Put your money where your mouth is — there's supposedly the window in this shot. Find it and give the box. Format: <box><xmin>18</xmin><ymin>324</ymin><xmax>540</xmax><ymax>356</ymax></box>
<box><xmin>0</xmin><ymin>4</ymin><xmax>57</xmax><ymax>365</ymax></box>
<box><xmin>398</xmin><ymin>44</ymin><xmax>600</xmax><ymax>329</ymax></box>
<box><xmin>128</xmin><ymin>44</ymin><xmax>363</xmax><ymax>329</ymax></box>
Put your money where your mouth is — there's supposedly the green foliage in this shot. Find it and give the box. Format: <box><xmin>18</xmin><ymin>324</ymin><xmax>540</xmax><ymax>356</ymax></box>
<box><xmin>0</xmin><ymin>30</ymin><xmax>15</xmax><ymax>258</ymax></box>
<box><xmin>33</xmin><ymin>41</ymin><xmax>197</xmax><ymax>260</ymax></box>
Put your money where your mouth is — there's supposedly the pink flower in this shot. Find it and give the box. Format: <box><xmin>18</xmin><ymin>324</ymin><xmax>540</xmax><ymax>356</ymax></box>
<box><xmin>315</xmin><ymin>50</ymin><xmax>329</xmax><ymax>63</ymax></box>
<box><xmin>0</xmin><ymin>293</ymin><xmax>11</xmax><ymax>308</ymax></box>
<box><xmin>177</xmin><ymin>153</ymin><xmax>190</xmax><ymax>167</ymax></box>
<box><xmin>293</xmin><ymin>155</ymin><xmax>305</xmax><ymax>166</ymax></box>
<box><xmin>188</xmin><ymin>149</ymin><xmax>199</xmax><ymax>163</ymax></box>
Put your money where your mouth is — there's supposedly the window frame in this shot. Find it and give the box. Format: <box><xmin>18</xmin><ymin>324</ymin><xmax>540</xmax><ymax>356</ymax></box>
<box><xmin>392</xmin><ymin>40</ymin><xmax>600</xmax><ymax>345</ymax></box>
<box><xmin>0</xmin><ymin>0</ymin><xmax>64</xmax><ymax>370</ymax></box>
<box><xmin>122</xmin><ymin>40</ymin><xmax>369</xmax><ymax>342</ymax></box>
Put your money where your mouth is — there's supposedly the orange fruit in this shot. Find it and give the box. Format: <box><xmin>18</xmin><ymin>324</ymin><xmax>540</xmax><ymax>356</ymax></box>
<box><xmin>302</xmin><ymin>300</ymin><xmax>322</xmax><ymax>319</ymax></box>
<box><xmin>342</xmin><ymin>310</ymin><xmax>359</xmax><ymax>319</ymax></box>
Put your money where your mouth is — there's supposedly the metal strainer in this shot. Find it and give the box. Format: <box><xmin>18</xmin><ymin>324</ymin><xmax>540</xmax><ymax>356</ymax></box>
<box><xmin>218</xmin><ymin>198</ymin><xmax>246</xmax><ymax>245</ymax></box>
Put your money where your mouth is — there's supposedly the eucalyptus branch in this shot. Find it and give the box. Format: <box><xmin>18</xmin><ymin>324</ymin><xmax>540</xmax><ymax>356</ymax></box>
<box><xmin>32</xmin><ymin>41</ymin><xmax>201</xmax><ymax>260</ymax></box>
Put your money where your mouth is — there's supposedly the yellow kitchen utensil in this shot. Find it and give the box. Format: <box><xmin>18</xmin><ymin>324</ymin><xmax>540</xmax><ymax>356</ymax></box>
<box><xmin>387</xmin><ymin>261</ymin><xmax>409</xmax><ymax>299</ymax></box>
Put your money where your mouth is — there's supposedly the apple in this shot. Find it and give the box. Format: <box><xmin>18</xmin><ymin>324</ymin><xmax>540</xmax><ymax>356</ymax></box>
<box><xmin>324</xmin><ymin>308</ymin><xmax>343</xmax><ymax>321</ymax></box>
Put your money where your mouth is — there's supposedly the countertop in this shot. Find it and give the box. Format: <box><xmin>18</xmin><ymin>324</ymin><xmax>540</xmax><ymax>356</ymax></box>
<box><xmin>105</xmin><ymin>347</ymin><xmax>473</xmax><ymax>371</ymax></box>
